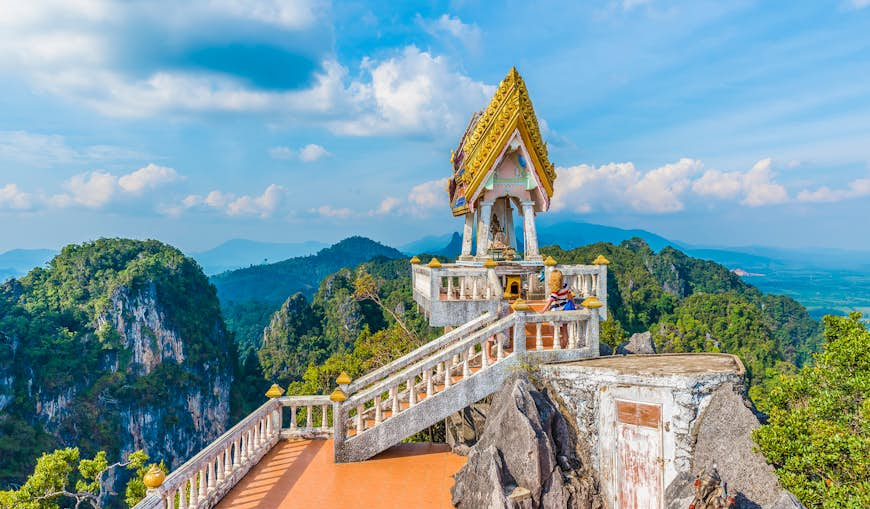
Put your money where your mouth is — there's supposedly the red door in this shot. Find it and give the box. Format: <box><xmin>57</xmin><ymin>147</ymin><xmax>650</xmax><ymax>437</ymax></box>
<box><xmin>616</xmin><ymin>400</ymin><xmax>663</xmax><ymax>509</ymax></box>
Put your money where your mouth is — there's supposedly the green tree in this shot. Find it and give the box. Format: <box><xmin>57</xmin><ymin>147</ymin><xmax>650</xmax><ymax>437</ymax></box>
<box><xmin>0</xmin><ymin>448</ymin><xmax>149</xmax><ymax>509</ymax></box>
<box><xmin>752</xmin><ymin>313</ymin><xmax>870</xmax><ymax>508</ymax></box>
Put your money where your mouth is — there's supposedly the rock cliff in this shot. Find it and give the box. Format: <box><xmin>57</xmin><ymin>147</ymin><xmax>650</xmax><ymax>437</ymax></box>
<box><xmin>0</xmin><ymin>239</ymin><xmax>234</xmax><ymax>495</ymax></box>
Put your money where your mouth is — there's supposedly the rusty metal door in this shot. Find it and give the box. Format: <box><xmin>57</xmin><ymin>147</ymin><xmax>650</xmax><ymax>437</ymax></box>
<box><xmin>616</xmin><ymin>400</ymin><xmax>663</xmax><ymax>509</ymax></box>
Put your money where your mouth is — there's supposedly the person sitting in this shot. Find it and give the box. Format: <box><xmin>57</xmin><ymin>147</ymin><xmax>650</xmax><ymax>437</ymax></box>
<box><xmin>544</xmin><ymin>269</ymin><xmax>571</xmax><ymax>310</ymax></box>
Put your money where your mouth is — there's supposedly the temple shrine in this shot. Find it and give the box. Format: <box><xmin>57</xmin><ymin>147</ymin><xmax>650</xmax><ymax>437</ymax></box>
<box><xmin>132</xmin><ymin>68</ymin><xmax>747</xmax><ymax>509</ymax></box>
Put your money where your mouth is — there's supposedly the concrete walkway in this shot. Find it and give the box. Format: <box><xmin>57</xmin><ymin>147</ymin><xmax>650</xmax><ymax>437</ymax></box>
<box><xmin>216</xmin><ymin>440</ymin><xmax>466</xmax><ymax>509</ymax></box>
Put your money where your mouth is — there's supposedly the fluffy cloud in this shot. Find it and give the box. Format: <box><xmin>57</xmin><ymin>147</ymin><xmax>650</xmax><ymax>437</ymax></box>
<box><xmin>553</xmin><ymin>158</ymin><xmax>703</xmax><ymax>213</ymax></box>
<box><xmin>47</xmin><ymin>164</ymin><xmax>182</xmax><ymax>209</ymax></box>
<box><xmin>692</xmin><ymin>158</ymin><xmax>788</xmax><ymax>206</ymax></box>
<box><xmin>269</xmin><ymin>146</ymin><xmax>294</xmax><ymax>160</ymax></box>
<box><xmin>408</xmin><ymin>178</ymin><xmax>450</xmax><ymax>209</ymax></box>
<box><xmin>334</xmin><ymin>47</ymin><xmax>494</xmax><ymax>136</ymax></box>
<box><xmin>797</xmin><ymin>177</ymin><xmax>870</xmax><ymax>203</ymax></box>
<box><xmin>181</xmin><ymin>184</ymin><xmax>287</xmax><ymax>218</ymax></box>
<box><xmin>0</xmin><ymin>184</ymin><xmax>34</xmax><ymax>210</ymax></box>
<box><xmin>0</xmin><ymin>3</ymin><xmax>490</xmax><ymax>138</ymax></box>
<box><xmin>298</xmin><ymin>144</ymin><xmax>331</xmax><ymax>162</ymax></box>
<box><xmin>553</xmin><ymin>157</ymin><xmax>793</xmax><ymax>214</ymax></box>
<box><xmin>0</xmin><ymin>130</ymin><xmax>147</xmax><ymax>168</ymax></box>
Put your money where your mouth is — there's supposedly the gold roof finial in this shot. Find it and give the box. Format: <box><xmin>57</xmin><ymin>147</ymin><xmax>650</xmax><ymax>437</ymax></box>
<box><xmin>544</xmin><ymin>256</ymin><xmax>558</xmax><ymax>267</ymax></box>
<box><xmin>336</xmin><ymin>372</ymin><xmax>352</xmax><ymax>385</ymax></box>
<box><xmin>410</xmin><ymin>256</ymin><xmax>421</xmax><ymax>265</ymax></box>
<box><xmin>592</xmin><ymin>255</ymin><xmax>610</xmax><ymax>265</ymax></box>
<box><xmin>428</xmin><ymin>258</ymin><xmax>442</xmax><ymax>268</ymax></box>
<box><xmin>582</xmin><ymin>296</ymin><xmax>603</xmax><ymax>309</ymax></box>
<box><xmin>483</xmin><ymin>258</ymin><xmax>498</xmax><ymax>268</ymax></box>
<box><xmin>329</xmin><ymin>388</ymin><xmax>347</xmax><ymax>403</ymax></box>
<box><xmin>511</xmin><ymin>298</ymin><xmax>531</xmax><ymax>311</ymax></box>
<box><xmin>265</xmin><ymin>384</ymin><xmax>284</xmax><ymax>399</ymax></box>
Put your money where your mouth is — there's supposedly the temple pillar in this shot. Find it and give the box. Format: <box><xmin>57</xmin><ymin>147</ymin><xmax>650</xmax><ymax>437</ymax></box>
<box><xmin>521</xmin><ymin>201</ymin><xmax>542</xmax><ymax>261</ymax></box>
<box><xmin>505</xmin><ymin>199</ymin><xmax>516</xmax><ymax>251</ymax></box>
<box><xmin>459</xmin><ymin>212</ymin><xmax>474</xmax><ymax>261</ymax></box>
<box><xmin>475</xmin><ymin>201</ymin><xmax>493</xmax><ymax>260</ymax></box>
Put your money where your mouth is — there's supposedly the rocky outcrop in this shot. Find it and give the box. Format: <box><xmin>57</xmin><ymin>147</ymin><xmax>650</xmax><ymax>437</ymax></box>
<box><xmin>617</xmin><ymin>331</ymin><xmax>656</xmax><ymax>354</ymax></box>
<box><xmin>445</xmin><ymin>400</ymin><xmax>490</xmax><ymax>456</ymax></box>
<box><xmin>666</xmin><ymin>384</ymin><xmax>804</xmax><ymax>509</ymax></box>
<box><xmin>451</xmin><ymin>374</ymin><xmax>602</xmax><ymax>509</ymax></box>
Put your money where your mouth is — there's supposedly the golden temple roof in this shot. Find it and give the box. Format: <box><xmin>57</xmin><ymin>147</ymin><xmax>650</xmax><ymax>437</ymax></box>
<box><xmin>449</xmin><ymin>67</ymin><xmax>556</xmax><ymax>217</ymax></box>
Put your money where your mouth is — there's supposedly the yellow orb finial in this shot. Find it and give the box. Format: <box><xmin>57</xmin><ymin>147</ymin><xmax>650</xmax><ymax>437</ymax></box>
<box><xmin>329</xmin><ymin>388</ymin><xmax>347</xmax><ymax>403</ymax></box>
<box><xmin>592</xmin><ymin>255</ymin><xmax>610</xmax><ymax>265</ymax></box>
<box><xmin>543</xmin><ymin>256</ymin><xmax>557</xmax><ymax>267</ymax></box>
<box><xmin>336</xmin><ymin>371</ymin><xmax>351</xmax><ymax>385</ymax></box>
<box><xmin>142</xmin><ymin>465</ymin><xmax>165</xmax><ymax>489</ymax></box>
<box><xmin>511</xmin><ymin>298</ymin><xmax>531</xmax><ymax>311</ymax></box>
<box><xmin>410</xmin><ymin>256</ymin><xmax>421</xmax><ymax>265</ymax></box>
<box><xmin>483</xmin><ymin>258</ymin><xmax>497</xmax><ymax>268</ymax></box>
<box><xmin>581</xmin><ymin>296</ymin><xmax>603</xmax><ymax>309</ymax></box>
<box><xmin>428</xmin><ymin>258</ymin><xmax>442</xmax><ymax>268</ymax></box>
<box><xmin>265</xmin><ymin>384</ymin><xmax>284</xmax><ymax>399</ymax></box>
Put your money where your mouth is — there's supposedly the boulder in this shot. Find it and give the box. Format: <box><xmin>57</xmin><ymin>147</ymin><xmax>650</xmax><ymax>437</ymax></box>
<box><xmin>617</xmin><ymin>331</ymin><xmax>656</xmax><ymax>354</ymax></box>
<box><xmin>445</xmin><ymin>400</ymin><xmax>490</xmax><ymax>455</ymax></box>
<box><xmin>451</xmin><ymin>374</ymin><xmax>602</xmax><ymax>509</ymax></box>
<box><xmin>665</xmin><ymin>384</ymin><xmax>804</xmax><ymax>509</ymax></box>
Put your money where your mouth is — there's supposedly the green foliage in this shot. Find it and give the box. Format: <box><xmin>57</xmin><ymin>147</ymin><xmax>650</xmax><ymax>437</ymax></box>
<box><xmin>752</xmin><ymin>313</ymin><xmax>870</xmax><ymax>508</ymax></box>
<box><xmin>0</xmin><ymin>448</ymin><xmax>147</xmax><ymax>509</ymax></box>
<box><xmin>599</xmin><ymin>318</ymin><xmax>627</xmax><ymax>353</ymax></box>
<box><xmin>0</xmin><ymin>238</ymin><xmax>233</xmax><ymax>495</ymax></box>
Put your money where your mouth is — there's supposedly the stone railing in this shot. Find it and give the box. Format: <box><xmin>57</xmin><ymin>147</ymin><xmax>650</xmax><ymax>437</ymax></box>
<box><xmin>412</xmin><ymin>264</ymin><xmax>504</xmax><ymax>326</ymax></box>
<box><xmin>550</xmin><ymin>264</ymin><xmax>608</xmax><ymax>320</ymax></box>
<box><xmin>132</xmin><ymin>395</ymin><xmax>331</xmax><ymax>509</ymax></box>
<box><xmin>333</xmin><ymin>308</ymin><xmax>599</xmax><ymax>462</ymax></box>
<box><xmin>347</xmin><ymin>311</ymin><xmax>495</xmax><ymax>394</ymax></box>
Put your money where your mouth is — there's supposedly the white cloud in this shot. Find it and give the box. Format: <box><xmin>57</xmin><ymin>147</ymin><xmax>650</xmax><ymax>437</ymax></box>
<box><xmin>49</xmin><ymin>164</ymin><xmax>182</xmax><ymax>209</ymax></box>
<box><xmin>0</xmin><ymin>184</ymin><xmax>34</xmax><ymax>210</ymax></box>
<box><xmin>553</xmin><ymin>158</ymin><xmax>703</xmax><ymax>214</ymax></box>
<box><xmin>117</xmin><ymin>164</ymin><xmax>180</xmax><ymax>194</ymax></box>
<box><xmin>0</xmin><ymin>131</ymin><xmax>77</xmax><ymax>167</ymax></box>
<box><xmin>692</xmin><ymin>158</ymin><xmax>788</xmax><ymax>206</ymax></box>
<box><xmin>180</xmin><ymin>185</ymin><xmax>286</xmax><ymax>218</ymax></box>
<box><xmin>298</xmin><ymin>144</ymin><xmax>330</xmax><ymax>162</ymax></box>
<box><xmin>373</xmin><ymin>196</ymin><xmax>401</xmax><ymax>215</ymax></box>
<box><xmin>418</xmin><ymin>14</ymin><xmax>482</xmax><ymax>51</ymax></box>
<box><xmin>311</xmin><ymin>205</ymin><xmax>352</xmax><ymax>218</ymax></box>
<box><xmin>409</xmin><ymin>178</ymin><xmax>449</xmax><ymax>209</ymax></box>
<box><xmin>797</xmin><ymin>176</ymin><xmax>870</xmax><ymax>203</ymax></box>
<box><xmin>848</xmin><ymin>0</ymin><xmax>870</xmax><ymax>9</ymax></box>
<box><xmin>207</xmin><ymin>0</ymin><xmax>324</xmax><ymax>30</ymax></box>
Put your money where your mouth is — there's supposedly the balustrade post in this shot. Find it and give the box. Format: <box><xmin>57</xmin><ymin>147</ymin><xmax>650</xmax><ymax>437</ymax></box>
<box><xmin>208</xmin><ymin>457</ymin><xmax>216</xmax><ymax>493</ymax></box>
<box><xmin>447</xmin><ymin>277</ymin><xmax>454</xmax><ymax>300</ymax></box>
<box><xmin>513</xmin><ymin>315</ymin><xmax>527</xmax><ymax>354</ymax></box>
<box><xmin>588</xmin><ymin>311</ymin><xmax>600</xmax><ymax>351</ymax></box>
<box><xmin>188</xmin><ymin>475</ymin><xmax>198</xmax><ymax>508</ymax></box>
<box><xmin>321</xmin><ymin>404</ymin><xmax>329</xmax><ymax>430</ymax></box>
<box><xmin>568</xmin><ymin>322</ymin><xmax>577</xmax><ymax>349</ymax></box>
<box><xmin>552</xmin><ymin>322</ymin><xmax>561</xmax><ymax>350</ymax></box>
<box><xmin>306</xmin><ymin>406</ymin><xmax>313</xmax><ymax>429</ymax></box>
<box><xmin>462</xmin><ymin>351</ymin><xmax>470</xmax><ymax>378</ymax></box>
<box><xmin>217</xmin><ymin>451</ymin><xmax>225</xmax><ymax>483</ymax></box>
<box><xmin>496</xmin><ymin>334</ymin><xmax>504</xmax><ymax>361</ymax></box>
<box><xmin>198</xmin><ymin>465</ymin><xmax>207</xmax><ymax>501</ymax></box>
<box><xmin>290</xmin><ymin>405</ymin><xmax>297</xmax><ymax>430</ymax></box>
<box><xmin>444</xmin><ymin>362</ymin><xmax>452</xmax><ymax>388</ymax></box>
<box><xmin>375</xmin><ymin>395</ymin><xmax>383</xmax><ymax>425</ymax></box>
<box><xmin>355</xmin><ymin>405</ymin><xmax>364</xmax><ymax>434</ymax></box>
<box><xmin>179</xmin><ymin>485</ymin><xmax>188</xmax><ymax>509</ymax></box>
<box><xmin>391</xmin><ymin>386</ymin><xmax>400</xmax><ymax>415</ymax></box>
<box><xmin>536</xmin><ymin>323</ymin><xmax>543</xmax><ymax>350</ymax></box>
<box><xmin>426</xmin><ymin>369</ymin><xmax>434</xmax><ymax>396</ymax></box>
<box><xmin>481</xmin><ymin>340</ymin><xmax>489</xmax><ymax>369</ymax></box>
<box><xmin>408</xmin><ymin>378</ymin><xmax>417</xmax><ymax>406</ymax></box>
<box><xmin>232</xmin><ymin>438</ymin><xmax>241</xmax><ymax>467</ymax></box>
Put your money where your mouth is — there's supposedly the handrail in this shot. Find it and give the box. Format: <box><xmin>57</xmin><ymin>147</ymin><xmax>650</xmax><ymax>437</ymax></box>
<box><xmin>344</xmin><ymin>313</ymin><xmax>517</xmax><ymax>408</ymax></box>
<box><xmin>519</xmin><ymin>309</ymin><xmax>593</xmax><ymax>323</ymax></box>
<box><xmin>347</xmin><ymin>311</ymin><xmax>495</xmax><ymax>393</ymax></box>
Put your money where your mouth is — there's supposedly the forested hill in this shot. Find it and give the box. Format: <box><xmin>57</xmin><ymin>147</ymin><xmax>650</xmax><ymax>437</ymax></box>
<box><xmin>0</xmin><ymin>239</ymin><xmax>234</xmax><ymax>497</ymax></box>
<box><xmin>211</xmin><ymin>236</ymin><xmax>404</xmax><ymax>306</ymax></box>
<box><xmin>544</xmin><ymin>238</ymin><xmax>822</xmax><ymax>381</ymax></box>
<box><xmin>212</xmin><ymin>236</ymin><xmax>404</xmax><ymax>353</ymax></box>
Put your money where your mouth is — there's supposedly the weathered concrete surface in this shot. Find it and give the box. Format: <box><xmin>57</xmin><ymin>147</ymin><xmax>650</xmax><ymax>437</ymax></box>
<box><xmin>617</xmin><ymin>331</ymin><xmax>656</xmax><ymax>354</ymax></box>
<box><xmin>451</xmin><ymin>375</ymin><xmax>602</xmax><ymax>509</ymax></box>
<box><xmin>665</xmin><ymin>384</ymin><xmax>804</xmax><ymax>509</ymax></box>
<box><xmin>541</xmin><ymin>354</ymin><xmax>747</xmax><ymax>508</ymax></box>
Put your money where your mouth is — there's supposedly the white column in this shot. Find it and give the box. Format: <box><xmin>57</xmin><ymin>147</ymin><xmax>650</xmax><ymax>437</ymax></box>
<box><xmin>521</xmin><ymin>201</ymin><xmax>541</xmax><ymax>261</ymax></box>
<box><xmin>476</xmin><ymin>201</ymin><xmax>494</xmax><ymax>259</ymax></box>
<box><xmin>505</xmin><ymin>199</ymin><xmax>516</xmax><ymax>251</ymax></box>
<box><xmin>459</xmin><ymin>212</ymin><xmax>474</xmax><ymax>261</ymax></box>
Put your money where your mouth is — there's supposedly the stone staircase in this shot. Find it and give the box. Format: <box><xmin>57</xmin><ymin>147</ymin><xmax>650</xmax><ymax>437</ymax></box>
<box><xmin>333</xmin><ymin>304</ymin><xmax>599</xmax><ymax>462</ymax></box>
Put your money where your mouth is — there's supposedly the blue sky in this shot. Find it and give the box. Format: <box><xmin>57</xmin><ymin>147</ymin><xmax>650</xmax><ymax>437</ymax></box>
<box><xmin>1</xmin><ymin>0</ymin><xmax>869</xmax><ymax>253</ymax></box>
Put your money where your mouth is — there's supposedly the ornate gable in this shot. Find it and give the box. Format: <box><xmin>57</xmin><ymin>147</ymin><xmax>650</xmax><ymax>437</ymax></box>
<box><xmin>449</xmin><ymin>67</ymin><xmax>556</xmax><ymax>216</ymax></box>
